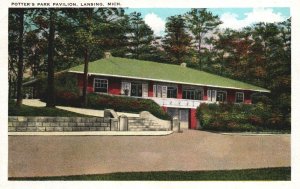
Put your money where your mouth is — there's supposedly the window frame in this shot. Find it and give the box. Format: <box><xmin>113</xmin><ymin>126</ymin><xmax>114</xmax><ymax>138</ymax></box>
<box><xmin>130</xmin><ymin>82</ymin><xmax>143</xmax><ymax>97</ymax></box>
<box><xmin>167</xmin><ymin>86</ymin><xmax>178</xmax><ymax>98</ymax></box>
<box><xmin>216</xmin><ymin>90</ymin><xmax>227</xmax><ymax>102</ymax></box>
<box><xmin>94</xmin><ymin>78</ymin><xmax>108</xmax><ymax>93</ymax></box>
<box><xmin>183</xmin><ymin>87</ymin><xmax>204</xmax><ymax>100</ymax></box>
<box><xmin>235</xmin><ymin>92</ymin><xmax>244</xmax><ymax>103</ymax></box>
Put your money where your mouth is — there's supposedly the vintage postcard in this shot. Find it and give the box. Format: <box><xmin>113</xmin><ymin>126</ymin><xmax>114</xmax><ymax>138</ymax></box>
<box><xmin>1</xmin><ymin>0</ymin><xmax>299</xmax><ymax>188</ymax></box>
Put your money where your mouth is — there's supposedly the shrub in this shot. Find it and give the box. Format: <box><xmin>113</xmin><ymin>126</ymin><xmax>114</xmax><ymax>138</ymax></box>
<box><xmin>196</xmin><ymin>102</ymin><xmax>281</xmax><ymax>132</ymax></box>
<box><xmin>53</xmin><ymin>92</ymin><xmax>170</xmax><ymax>120</ymax></box>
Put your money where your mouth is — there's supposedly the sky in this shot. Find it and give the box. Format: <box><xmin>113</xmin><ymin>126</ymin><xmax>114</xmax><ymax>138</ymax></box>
<box><xmin>125</xmin><ymin>8</ymin><xmax>290</xmax><ymax>36</ymax></box>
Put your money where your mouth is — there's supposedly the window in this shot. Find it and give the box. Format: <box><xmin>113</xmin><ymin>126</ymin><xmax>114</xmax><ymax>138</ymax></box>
<box><xmin>216</xmin><ymin>91</ymin><xmax>227</xmax><ymax>102</ymax></box>
<box><xmin>183</xmin><ymin>88</ymin><xmax>203</xmax><ymax>100</ymax></box>
<box><xmin>236</xmin><ymin>92</ymin><xmax>244</xmax><ymax>103</ymax></box>
<box><xmin>131</xmin><ymin>82</ymin><xmax>142</xmax><ymax>97</ymax></box>
<box><xmin>167</xmin><ymin>86</ymin><xmax>177</xmax><ymax>98</ymax></box>
<box><xmin>94</xmin><ymin>79</ymin><xmax>108</xmax><ymax>93</ymax></box>
<box><xmin>153</xmin><ymin>85</ymin><xmax>176</xmax><ymax>98</ymax></box>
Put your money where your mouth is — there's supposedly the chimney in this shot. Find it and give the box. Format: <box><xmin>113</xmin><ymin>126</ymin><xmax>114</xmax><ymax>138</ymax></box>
<box><xmin>180</xmin><ymin>63</ymin><xmax>186</xmax><ymax>67</ymax></box>
<box><xmin>104</xmin><ymin>52</ymin><xmax>111</xmax><ymax>59</ymax></box>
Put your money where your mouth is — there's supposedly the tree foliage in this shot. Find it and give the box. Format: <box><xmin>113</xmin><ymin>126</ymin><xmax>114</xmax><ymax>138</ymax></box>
<box><xmin>162</xmin><ymin>15</ymin><xmax>192</xmax><ymax>64</ymax></box>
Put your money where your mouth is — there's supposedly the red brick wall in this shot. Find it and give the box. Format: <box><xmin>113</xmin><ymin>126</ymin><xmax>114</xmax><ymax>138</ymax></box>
<box><xmin>77</xmin><ymin>74</ymin><xmax>94</xmax><ymax>93</ymax></box>
<box><xmin>189</xmin><ymin>108</ymin><xmax>197</xmax><ymax>129</ymax></box>
<box><xmin>177</xmin><ymin>84</ymin><xmax>182</xmax><ymax>99</ymax></box>
<box><xmin>108</xmin><ymin>78</ymin><xmax>121</xmax><ymax>95</ymax></box>
<box><xmin>227</xmin><ymin>89</ymin><xmax>235</xmax><ymax>103</ymax></box>
<box><xmin>148</xmin><ymin>81</ymin><xmax>154</xmax><ymax>97</ymax></box>
<box><xmin>244</xmin><ymin>90</ymin><xmax>252</xmax><ymax>104</ymax></box>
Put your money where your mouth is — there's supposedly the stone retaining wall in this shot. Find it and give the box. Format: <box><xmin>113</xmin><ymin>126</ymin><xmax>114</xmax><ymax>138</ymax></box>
<box><xmin>8</xmin><ymin>116</ymin><xmax>118</xmax><ymax>132</ymax></box>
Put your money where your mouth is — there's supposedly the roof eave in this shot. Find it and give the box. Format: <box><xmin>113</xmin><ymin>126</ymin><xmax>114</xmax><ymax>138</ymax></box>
<box><xmin>68</xmin><ymin>70</ymin><xmax>270</xmax><ymax>93</ymax></box>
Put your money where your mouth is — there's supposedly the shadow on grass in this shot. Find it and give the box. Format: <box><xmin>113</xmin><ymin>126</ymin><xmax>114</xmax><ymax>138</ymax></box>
<box><xmin>9</xmin><ymin>167</ymin><xmax>291</xmax><ymax>181</ymax></box>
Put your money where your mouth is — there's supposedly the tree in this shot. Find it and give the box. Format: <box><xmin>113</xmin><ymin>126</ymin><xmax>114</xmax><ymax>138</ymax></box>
<box><xmin>64</xmin><ymin>8</ymin><xmax>125</xmax><ymax>106</ymax></box>
<box><xmin>46</xmin><ymin>9</ymin><xmax>56</xmax><ymax>107</ymax></box>
<box><xmin>185</xmin><ymin>8</ymin><xmax>222</xmax><ymax>69</ymax></box>
<box><xmin>9</xmin><ymin>9</ymin><xmax>25</xmax><ymax>106</ymax></box>
<box><xmin>126</xmin><ymin>12</ymin><xmax>154</xmax><ymax>59</ymax></box>
<box><xmin>162</xmin><ymin>15</ymin><xmax>192</xmax><ymax>64</ymax></box>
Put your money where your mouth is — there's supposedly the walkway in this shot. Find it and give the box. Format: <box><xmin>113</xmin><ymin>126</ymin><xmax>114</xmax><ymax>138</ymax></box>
<box><xmin>22</xmin><ymin>99</ymin><xmax>139</xmax><ymax>117</ymax></box>
<box><xmin>8</xmin><ymin>130</ymin><xmax>290</xmax><ymax>178</ymax></box>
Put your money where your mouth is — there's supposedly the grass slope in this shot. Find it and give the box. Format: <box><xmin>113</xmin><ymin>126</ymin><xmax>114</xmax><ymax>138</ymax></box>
<box><xmin>9</xmin><ymin>167</ymin><xmax>290</xmax><ymax>181</ymax></box>
<box><xmin>70</xmin><ymin>57</ymin><xmax>269</xmax><ymax>92</ymax></box>
<box><xmin>9</xmin><ymin>101</ymin><xmax>91</xmax><ymax>117</ymax></box>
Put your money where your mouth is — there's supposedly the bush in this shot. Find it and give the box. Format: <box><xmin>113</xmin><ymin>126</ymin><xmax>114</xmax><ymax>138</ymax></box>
<box><xmin>54</xmin><ymin>92</ymin><xmax>170</xmax><ymax>120</ymax></box>
<box><xmin>196</xmin><ymin>102</ymin><xmax>286</xmax><ymax>132</ymax></box>
<box><xmin>86</xmin><ymin>93</ymin><xmax>171</xmax><ymax>120</ymax></box>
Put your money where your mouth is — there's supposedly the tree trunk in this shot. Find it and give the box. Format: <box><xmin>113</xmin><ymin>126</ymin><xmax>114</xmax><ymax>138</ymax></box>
<box><xmin>82</xmin><ymin>48</ymin><xmax>89</xmax><ymax>107</ymax></box>
<box><xmin>46</xmin><ymin>9</ymin><xmax>55</xmax><ymax>107</ymax></box>
<box><xmin>16</xmin><ymin>9</ymin><xmax>24</xmax><ymax>107</ymax></box>
<box><xmin>81</xmin><ymin>9</ymin><xmax>93</xmax><ymax>107</ymax></box>
<box><xmin>198</xmin><ymin>34</ymin><xmax>202</xmax><ymax>70</ymax></box>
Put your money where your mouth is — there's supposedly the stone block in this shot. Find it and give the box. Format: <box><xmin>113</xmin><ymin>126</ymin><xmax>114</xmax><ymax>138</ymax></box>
<box><xmin>48</xmin><ymin>117</ymin><xmax>57</xmax><ymax>122</ymax></box>
<box><xmin>64</xmin><ymin>117</ymin><xmax>71</xmax><ymax>122</ymax></box>
<box><xmin>28</xmin><ymin>122</ymin><xmax>36</xmax><ymax>127</ymax></box>
<box><xmin>85</xmin><ymin>123</ymin><xmax>93</xmax><ymax>127</ymax></box>
<box><xmin>8</xmin><ymin>117</ymin><xmax>17</xmax><ymax>121</ymax></box>
<box><xmin>101</xmin><ymin>123</ymin><xmax>109</xmax><ymax>127</ymax></box>
<box><xmin>104</xmin><ymin>118</ymin><xmax>110</xmax><ymax>122</ymax></box>
<box><xmin>63</xmin><ymin>127</ymin><xmax>72</xmax><ymax>132</ymax></box>
<box><xmin>100</xmin><ymin>127</ymin><xmax>106</xmax><ymax>131</ymax></box>
<box><xmin>89</xmin><ymin>127</ymin><xmax>97</xmax><ymax>131</ymax></box>
<box><xmin>37</xmin><ymin>127</ymin><xmax>46</xmax><ymax>132</ymax></box>
<box><xmin>68</xmin><ymin>123</ymin><xmax>77</xmax><ymax>127</ymax></box>
<box><xmin>17</xmin><ymin>117</ymin><xmax>27</xmax><ymax>122</ymax></box>
<box><xmin>93</xmin><ymin>123</ymin><xmax>101</xmax><ymax>127</ymax></box>
<box><xmin>54</xmin><ymin>127</ymin><xmax>63</xmax><ymax>132</ymax></box>
<box><xmin>75</xmin><ymin>117</ymin><xmax>82</xmax><ymax>122</ymax></box>
<box><xmin>37</xmin><ymin>117</ymin><xmax>47</xmax><ymax>122</ymax></box>
<box><xmin>8</xmin><ymin>122</ymin><xmax>13</xmax><ymax>126</ymax></box>
<box><xmin>50</xmin><ymin>123</ymin><xmax>59</xmax><ymax>127</ymax></box>
<box><xmin>59</xmin><ymin>122</ymin><xmax>69</xmax><ymax>127</ymax></box>
<box><xmin>46</xmin><ymin>127</ymin><xmax>55</xmax><ymax>132</ymax></box>
<box><xmin>27</xmin><ymin>127</ymin><xmax>37</xmax><ymax>132</ymax></box>
<box><xmin>14</xmin><ymin>122</ymin><xmax>27</xmax><ymax>127</ymax></box>
<box><xmin>72</xmin><ymin>127</ymin><xmax>81</xmax><ymax>131</ymax></box>
<box><xmin>16</xmin><ymin>127</ymin><xmax>27</xmax><ymax>132</ymax></box>
<box><xmin>77</xmin><ymin>123</ymin><xmax>85</xmax><ymax>127</ymax></box>
<box><xmin>36</xmin><ymin>122</ymin><xmax>43</xmax><ymax>126</ymax></box>
<box><xmin>42</xmin><ymin>122</ymin><xmax>51</xmax><ymax>127</ymax></box>
<box><xmin>96</xmin><ymin>117</ymin><xmax>104</xmax><ymax>122</ymax></box>
<box><xmin>56</xmin><ymin>117</ymin><xmax>66</xmax><ymax>122</ymax></box>
<box><xmin>87</xmin><ymin>118</ymin><xmax>97</xmax><ymax>122</ymax></box>
<box><xmin>27</xmin><ymin>117</ymin><xmax>37</xmax><ymax>122</ymax></box>
<box><xmin>80</xmin><ymin>127</ymin><xmax>89</xmax><ymax>131</ymax></box>
<box><xmin>8</xmin><ymin>127</ymin><xmax>16</xmax><ymax>132</ymax></box>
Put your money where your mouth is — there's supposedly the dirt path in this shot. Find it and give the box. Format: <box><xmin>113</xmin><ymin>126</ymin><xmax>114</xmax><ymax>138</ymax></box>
<box><xmin>8</xmin><ymin>130</ymin><xmax>290</xmax><ymax>178</ymax></box>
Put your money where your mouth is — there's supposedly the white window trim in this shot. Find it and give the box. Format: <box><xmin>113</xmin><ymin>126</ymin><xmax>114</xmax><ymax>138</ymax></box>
<box><xmin>235</xmin><ymin>92</ymin><xmax>244</xmax><ymax>103</ymax></box>
<box><xmin>93</xmin><ymin>78</ymin><xmax>108</xmax><ymax>93</ymax></box>
<box><xmin>153</xmin><ymin>83</ymin><xmax>178</xmax><ymax>99</ymax></box>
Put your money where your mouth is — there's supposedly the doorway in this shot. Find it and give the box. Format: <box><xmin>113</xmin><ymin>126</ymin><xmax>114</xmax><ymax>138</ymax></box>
<box><xmin>167</xmin><ymin>108</ymin><xmax>190</xmax><ymax>129</ymax></box>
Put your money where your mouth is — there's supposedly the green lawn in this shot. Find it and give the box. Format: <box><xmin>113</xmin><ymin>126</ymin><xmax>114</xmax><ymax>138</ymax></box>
<box><xmin>8</xmin><ymin>101</ymin><xmax>91</xmax><ymax>117</ymax></box>
<box><xmin>9</xmin><ymin>167</ymin><xmax>290</xmax><ymax>181</ymax></box>
<box><xmin>69</xmin><ymin>57</ymin><xmax>269</xmax><ymax>92</ymax></box>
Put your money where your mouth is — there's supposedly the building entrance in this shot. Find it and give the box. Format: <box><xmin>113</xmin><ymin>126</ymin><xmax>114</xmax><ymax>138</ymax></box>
<box><xmin>167</xmin><ymin>108</ymin><xmax>190</xmax><ymax>129</ymax></box>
